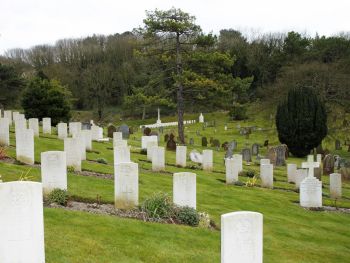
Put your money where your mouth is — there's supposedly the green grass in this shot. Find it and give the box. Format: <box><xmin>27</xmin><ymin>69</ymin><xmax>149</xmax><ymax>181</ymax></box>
<box><xmin>1</xmin><ymin>105</ymin><xmax>350</xmax><ymax>262</ymax></box>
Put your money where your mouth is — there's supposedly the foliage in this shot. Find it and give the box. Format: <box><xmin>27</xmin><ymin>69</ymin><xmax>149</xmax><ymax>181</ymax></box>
<box><xmin>67</xmin><ymin>166</ymin><xmax>75</xmax><ymax>173</ymax></box>
<box><xmin>175</xmin><ymin>206</ymin><xmax>199</xmax><ymax>226</ymax></box>
<box><xmin>276</xmin><ymin>86</ymin><xmax>328</xmax><ymax>157</ymax></box>
<box><xmin>239</xmin><ymin>169</ymin><xmax>255</xmax><ymax>178</ymax></box>
<box><xmin>198</xmin><ymin>212</ymin><xmax>211</xmax><ymax>228</ymax></box>
<box><xmin>0</xmin><ymin>63</ymin><xmax>25</xmax><ymax>107</ymax></box>
<box><xmin>141</xmin><ymin>192</ymin><xmax>174</xmax><ymax>219</ymax></box>
<box><xmin>21</xmin><ymin>77</ymin><xmax>71</xmax><ymax>125</ymax></box>
<box><xmin>0</xmin><ymin>147</ymin><xmax>7</xmax><ymax>160</ymax></box>
<box><xmin>246</xmin><ymin>176</ymin><xmax>258</xmax><ymax>187</ymax></box>
<box><xmin>46</xmin><ymin>189</ymin><xmax>68</xmax><ymax>206</ymax></box>
<box><xmin>229</xmin><ymin>103</ymin><xmax>248</xmax><ymax>120</ymax></box>
<box><xmin>96</xmin><ymin>158</ymin><xmax>108</xmax><ymax>164</ymax></box>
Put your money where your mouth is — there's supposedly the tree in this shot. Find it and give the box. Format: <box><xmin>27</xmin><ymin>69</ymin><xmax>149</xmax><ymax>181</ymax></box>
<box><xmin>0</xmin><ymin>63</ymin><xmax>25</xmax><ymax>107</ymax></box>
<box><xmin>22</xmin><ymin>78</ymin><xmax>71</xmax><ymax>125</ymax></box>
<box><xmin>139</xmin><ymin>8</ymin><xmax>201</xmax><ymax>143</ymax></box>
<box><xmin>276</xmin><ymin>86</ymin><xmax>327</xmax><ymax>157</ymax></box>
<box><xmin>83</xmin><ymin>63</ymin><xmax>115</xmax><ymax>120</ymax></box>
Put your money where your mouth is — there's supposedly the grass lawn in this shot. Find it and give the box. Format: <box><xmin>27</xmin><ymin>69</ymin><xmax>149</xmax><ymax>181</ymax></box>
<box><xmin>1</xmin><ymin>106</ymin><xmax>350</xmax><ymax>262</ymax></box>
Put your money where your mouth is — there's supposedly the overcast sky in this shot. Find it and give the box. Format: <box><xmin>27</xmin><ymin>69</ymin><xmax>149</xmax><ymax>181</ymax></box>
<box><xmin>1</xmin><ymin>0</ymin><xmax>350</xmax><ymax>54</ymax></box>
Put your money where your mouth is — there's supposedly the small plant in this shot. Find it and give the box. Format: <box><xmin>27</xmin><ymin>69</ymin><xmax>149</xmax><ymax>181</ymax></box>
<box><xmin>18</xmin><ymin>168</ymin><xmax>34</xmax><ymax>181</ymax></box>
<box><xmin>198</xmin><ymin>212</ymin><xmax>211</xmax><ymax>228</ymax></box>
<box><xmin>46</xmin><ymin>189</ymin><xmax>68</xmax><ymax>206</ymax></box>
<box><xmin>141</xmin><ymin>192</ymin><xmax>174</xmax><ymax>219</ymax></box>
<box><xmin>246</xmin><ymin>176</ymin><xmax>258</xmax><ymax>187</ymax></box>
<box><xmin>67</xmin><ymin>166</ymin><xmax>75</xmax><ymax>173</ymax></box>
<box><xmin>0</xmin><ymin>147</ymin><xmax>7</xmax><ymax>160</ymax></box>
<box><xmin>96</xmin><ymin>158</ymin><xmax>108</xmax><ymax>164</ymax></box>
<box><xmin>175</xmin><ymin>206</ymin><xmax>199</xmax><ymax>226</ymax></box>
<box><xmin>239</xmin><ymin>170</ymin><xmax>255</xmax><ymax>178</ymax></box>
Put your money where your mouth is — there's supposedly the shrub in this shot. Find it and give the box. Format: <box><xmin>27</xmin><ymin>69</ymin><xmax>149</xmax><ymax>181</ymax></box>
<box><xmin>175</xmin><ymin>206</ymin><xmax>199</xmax><ymax>226</ymax></box>
<box><xmin>246</xmin><ymin>176</ymin><xmax>258</xmax><ymax>187</ymax></box>
<box><xmin>46</xmin><ymin>189</ymin><xmax>68</xmax><ymax>206</ymax></box>
<box><xmin>198</xmin><ymin>212</ymin><xmax>211</xmax><ymax>228</ymax></box>
<box><xmin>0</xmin><ymin>147</ymin><xmax>7</xmax><ymax>160</ymax></box>
<box><xmin>21</xmin><ymin>77</ymin><xmax>71</xmax><ymax>126</ymax></box>
<box><xmin>96</xmin><ymin>158</ymin><xmax>108</xmax><ymax>164</ymax></box>
<box><xmin>141</xmin><ymin>192</ymin><xmax>174</xmax><ymax>219</ymax></box>
<box><xmin>239</xmin><ymin>170</ymin><xmax>255</xmax><ymax>178</ymax></box>
<box><xmin>276</xmin><ymin>86</ymin><xmax>327</xmax><ymax>157</ymax></box>
<box><xmin>229</xmin><ymin>103</ymin><xmax>247</xmax><ymax>120</ymax></box>
<box><xmin>67</xmin><ymin>166</ymin><xmax>75</xmax><ymax>173</ymax></box>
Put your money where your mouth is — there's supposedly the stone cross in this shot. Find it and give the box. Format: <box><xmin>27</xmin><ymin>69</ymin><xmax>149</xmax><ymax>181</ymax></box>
<box><xmin>301</xmin><ymin>160</ymin><xmax>320</xmax><ymax>178</ymax></box>
<box><xmin>156</xmin><ymin>108</ymin><xmax>161</xmax><ymax>124</ymax></box>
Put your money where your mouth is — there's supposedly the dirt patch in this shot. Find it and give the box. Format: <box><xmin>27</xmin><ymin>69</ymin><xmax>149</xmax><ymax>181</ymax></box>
<box><xmin>76</xmin><ymin>170</ymin><xmax>114</xmax><ymax>180</ymax></box>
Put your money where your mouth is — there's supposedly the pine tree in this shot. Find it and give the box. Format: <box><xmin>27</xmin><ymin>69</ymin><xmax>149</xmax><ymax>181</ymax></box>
<box><xmin>276</xmin><ymin>86</ymin><xmax>327</xmax><ymax>157</ymax></box>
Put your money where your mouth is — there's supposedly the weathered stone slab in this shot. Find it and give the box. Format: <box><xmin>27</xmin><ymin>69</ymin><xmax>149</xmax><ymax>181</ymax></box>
<box><xmin>0</xmin><ymin>181</ymin><xmax>45</xmax><ymax>263</ymax></box>
<box><xmin>173</xmin><ymin>172</ymin><xmax>196</xmax><ymax>209</ymax></box>
<box><xmin>221</xmin><ymin>211</ymin><xmax>263</xmax><ymax>263</ymax></box>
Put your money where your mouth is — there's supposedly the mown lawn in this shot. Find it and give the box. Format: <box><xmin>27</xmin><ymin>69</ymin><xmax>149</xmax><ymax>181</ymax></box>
<box><xmin>1</xmin><ymin>108</ymin><xmax>350</xmax><ymax>262</ymax></box>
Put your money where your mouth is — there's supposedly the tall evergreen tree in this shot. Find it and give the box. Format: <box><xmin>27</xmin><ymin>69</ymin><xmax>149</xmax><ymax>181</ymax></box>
<box><xmin>276</xmin><ymin>86</ymin><xmax>327</xmax><ymax>157</ymax></box>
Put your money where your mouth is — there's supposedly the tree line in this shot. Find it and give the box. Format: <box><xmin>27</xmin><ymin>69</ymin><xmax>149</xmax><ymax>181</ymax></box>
<box><xmin>1</xmin><ymin>8</ymin><xmax>350</xmax><ymax>120</ymax></box>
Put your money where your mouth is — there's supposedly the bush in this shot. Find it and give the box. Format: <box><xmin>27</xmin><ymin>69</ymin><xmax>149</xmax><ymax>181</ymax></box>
<box><xmin>175</xmin><ymin>206</ymin><xmax>199</xmax><ymax>226</ymax></box>
<box><xmin>46</xmin><ymin>189</ymin><xmax>68</xmax><ymax>206</ymax></box>
<box><xmin>0</xmin><ymin>147</ymin><xmax>7</xmax><ymax>160</ymax></box>
<box><xmin>141</xmin><ymin>192</ymin><xmax>174</xmax><ymax>219</ymax></box>
<box><xmin>21</xmin><ymin>77</ymin><xmax>71</xmax><ymax>126</ymax></box>
<box><xmin>67</xmin><ymin>166</ymin><xmax>75</xmax><ymax>173</ymax></box>
<box><xmin>229</xmin><ymin>103</ymin><xmax>247</xmax><ymax>120</ymax></box>
<box><xmin>96</xmin><ymin>158</ymin><xmax>108</xmax><ymax>164</ymax></box>
<box><xmin>239</xmin><ymin>170</ymin><xmax>255</xmax><ymax>178</ymax></box>
<box><xmin>276</xmin><ymin>86</ymin><xmax>327</xmax><ymax>157</ymax></box>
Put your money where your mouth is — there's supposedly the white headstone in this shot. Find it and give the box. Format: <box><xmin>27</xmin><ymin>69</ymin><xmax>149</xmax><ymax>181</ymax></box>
<box><xmin>69</xmin><ymin>122</ymin><xmax>81</xmax><ymax>137</ymax></box>
<box><xmin>173</xmin><ymin>172</ymin><xmax>196</xmax><ymax>209</ymax></box>
<box><xmin>91</xmin><ymin>125</ymin><xmax>103</xmax><ymax>141</ymax></box>
<box><xmin>16</xmin><ymin>129</ymin><xmax>34</xmax><ymax>165</ymax></box>
<box><xmin>300</xmin><ymin>176</ymin><xmax>322</xmax><ymax>208</ymax></box>
<box><xmin>199</xmin><ymin>113</ymin><xmax>204</xmax><ymax>123</ymax></box>
<box><xmin>330</xmin><ymin>173</ymin><xmax>342</xmax><ymax>199</ymax></box>
<box><xmin>295</xmin><ymin>169</ymin><xmax>308</xmax><ymax>189</ymax></box>
<box><xmin>12</xmin><ymin>111</ymin><xmax>20</xmax><ymax>121</ymax></box>
<box><xmin>287</xmin><ymin>163</ymin><xmax>297</xmax><ymax>183</ymax></box>
<box><xmin>28</xmin><ymin>118</ymin><xmax>39</xmax><ymax>137</ymax></box>
<box><xmin>176</xmin><ymin>145</ymin><xmax>187</xmax><ymax>167</ymax></box>
<box><xmin>64</xmin><ymin>138</ymin><xmax>81</xmax><ymax>171</ymax></box>
<box><xmin>81</xmin><ymin>130</ymin><xmax>92</xmax><ymax>151</ymax></box>
<box><xmin>232</xmin><ymin>154</ymin><xmax>243</xmax><ymax>172</ymax></box>
<box><xmin>0</xmin><ymin>181</ymin><xmax>45</xmax><ymax>263</ymax></box>
<box><xmin>41</xmin><ymin>151</ymin><xmax>67</xmax><ymax>194</ymax></box>
<box><xmin>3</xmin><ymin>110</ymin><xmax>12</xmax><ymax>125</ymax></box>
<box><xmin>113</xmin><ymin>132</ymin><xmax>125</xmax><ymax>148</ymax></box>
<box><xmin>147</xmin><ymin>141</ymin><xmax>158</xmax><ymax>161</ymax></box>
<box><xmin>260</xmin><ymin>159</ymin><xmax>270</xmax><ymax>165</ymax></box>
<box><xmin>114</xmin><ymin>146</ymin><xmax>131</xmax><ymax>165</ymax></box>
<box><xmin>260</xmin><ymin>164</ymin><xmax>273</xmax><ymax>189</ymax></box>
<box><xmin>113</xmin><ymin>139</ymin><xmax>127</xmax><ymax>148</ymax></box>
<box><xmin>152</xmin><ymin>146</ymin><xmax>165</xmax><ymax>171</ymax></box>
<box><xmin>15</xmin><ymin>117</ymin><xmax>27</xmax><ymax>135</ymax></box>
<box><xmin>307</xmin><ymin>155</ymin><xmax>314</xmax><ymax>163</ymax></box>
<box><xmin>316</xmin><ymin>154</ymin><xmax>322</xmax><ymax>163</ymax></box>
<box><xmin>225</xmin><ymin>158</ymin><xmax>240</xmax><ymax>184</ymax></box>
<box><xmin>114</xmin><ymin>162</ymin><xmax>138</xmax><ymax>209</ymax></box>
<box><xmin>141</xmin><ymin>135</ymin><xmax>158</xmax><ymax>149</ymax></box>
<box><xmin>190</xmin><ymin>150</ymin><xmax>202</xmax><ymax>163</ymax></box>
<box><xmin>221</xmin><ymin>211</ymin><xmax>263</xmax><ymax>263</ymax></box>
<box><xmin>76</xmin><ymin>133</ymin><xmax>86</xmax><ymax>161</ymax></box>
<box><xmin>42</xmin><ymin>118</ymin><xmax>51</xmax><ymax>134</ymax></box>
<box><xmin>202</xmin><ymin>149</ymin><xmax>213</xmax><ymax>171</ymax></box>
<box><xmin>0</xmin><ymin>118</ymin><xmax>10</xmax><ymax>146</ymax></box>
<box><xmin>57</xmin><ymin>123</ymin><xmax>68</xmax><ymax>140</ymax></box>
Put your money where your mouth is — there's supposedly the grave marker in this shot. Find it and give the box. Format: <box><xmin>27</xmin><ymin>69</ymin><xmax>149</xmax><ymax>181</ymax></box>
<box><xmin>173</xmin><ymin>172</ymin><xmax>196</xmax><ymax>209</ymax></box>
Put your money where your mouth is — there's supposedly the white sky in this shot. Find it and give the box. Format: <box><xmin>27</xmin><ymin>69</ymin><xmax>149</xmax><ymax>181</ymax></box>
<box><xmin>1</xmin><ymin>0</ymin><xmax>350</xmax><ymax>54</ymax></box>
